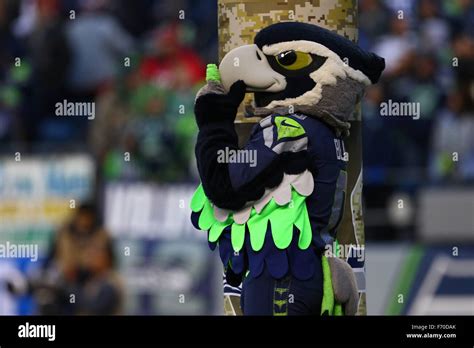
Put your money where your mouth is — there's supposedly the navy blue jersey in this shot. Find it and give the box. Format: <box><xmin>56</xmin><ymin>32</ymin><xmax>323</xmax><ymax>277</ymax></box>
<box><xmin>194</xmin><ymin>113</ymin><xmax>347</xmax><ymax>280</ymax></box>
<box><xmin>228</xmin><ymin>113</ymin><xmax>347</xmax><ymax>250</ymax></box>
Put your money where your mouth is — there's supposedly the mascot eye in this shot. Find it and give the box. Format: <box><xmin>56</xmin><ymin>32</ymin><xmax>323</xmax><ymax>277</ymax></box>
<box><xmin>276</xmin><ymin>50</ymin><xmax>313</xmax><ymax>70</ymax></box>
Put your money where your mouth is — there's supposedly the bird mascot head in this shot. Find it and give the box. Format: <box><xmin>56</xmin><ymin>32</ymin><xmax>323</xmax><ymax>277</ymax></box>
<box><xmin>218</xmin><ymin>21</ymin><xmax>385</xmax><ymax>135</ymax></box>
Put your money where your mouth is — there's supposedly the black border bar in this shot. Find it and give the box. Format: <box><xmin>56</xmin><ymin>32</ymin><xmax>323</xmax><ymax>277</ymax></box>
<box><xmin>0</xmin><ymin>315</ymin><xmax>472</xmax><ymax>346</ymax></box>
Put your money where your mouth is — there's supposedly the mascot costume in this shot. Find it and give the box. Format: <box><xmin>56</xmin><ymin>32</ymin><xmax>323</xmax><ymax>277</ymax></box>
<box><xmin>190</xmin><ymin>22</ymin><xmax>384</xmax><ymax>315</ymax></box>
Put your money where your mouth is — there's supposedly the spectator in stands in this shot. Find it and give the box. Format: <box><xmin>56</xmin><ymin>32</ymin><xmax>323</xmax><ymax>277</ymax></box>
<box><xmin>359</xmin><ymin>0</ymin><xmax>390</xmax><ymax>49</ymax></box>
<box><xmin>65</xmin><ymin>0</ymin><xmax>135</xmax><ymax>99</ymax></box>
<box><xmin>430</xmin><ymin>89</ymin><xmax>474</xmax><ymax>182</ymax></box>
<box><xmin>36</xmin><ymin>203</ymin><xmax>123</xmax><ymax>315</ymax></box>
<box><xmin>372</xmin><ymin>14</ymin><xmax>416</xmax><ymax>77</ymax></box>
<box><xmin>138</xmin><ymin>22</ymin><xmax>205</xmax><ymax>90</ymax></box>
<box><xmin>416</xmin><ymin>0</ymin><xmax>450</xmax><ymax>52</ymax></box>
<box><xmin>26</xmin><ymin>0</ymin><xmax>71</xmax><ymax>144</ymax></box>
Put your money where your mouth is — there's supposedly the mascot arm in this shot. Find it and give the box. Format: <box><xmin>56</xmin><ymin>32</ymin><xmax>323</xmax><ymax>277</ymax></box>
<box><xmin>195</xmin><ymin>107</ymin><xmax>291</xmax><ymax>210</ymax></box>
<box><xmin>194</xmin><ymin>78</ymin><xmax>248</xmax><ymax>210</ymax></box>
<box><xmin>194</xmin><ymin>79</ymin><xmax>309</xmax><ymax>210</ymax></box>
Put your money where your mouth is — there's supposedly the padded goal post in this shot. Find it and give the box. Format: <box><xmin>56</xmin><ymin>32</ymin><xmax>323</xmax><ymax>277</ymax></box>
<box><xmin>217</xmin><ymin>0</ymin><xmax>366</xmax><ymax>315</ymax></box>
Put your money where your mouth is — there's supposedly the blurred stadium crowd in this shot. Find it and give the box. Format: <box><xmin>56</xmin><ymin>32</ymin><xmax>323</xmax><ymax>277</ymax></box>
<box><xmin>359</xmin><ymin>0</ymin><xmax>474</xmax><ymax>239</ymax></box>
<box><xmin>0</xmin><ymin>0</ymin><xmax>217</xmax><ymax>182</ymax></box>
<box><xmin>0</xmin><ymin>0</ymin><xmax>473</xmax><ymax>315</ymax></box>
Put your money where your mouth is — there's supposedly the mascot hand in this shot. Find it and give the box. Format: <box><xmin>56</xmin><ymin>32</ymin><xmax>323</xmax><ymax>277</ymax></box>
<box><xmin>327</xmin><ymin>256</ymin><xmax>359</xmax><ymax>315</ymax></box>
<box><xmin>194</xmin><ymin>64</ymin><xmax>246</xmax><ymax>128</ymax></box>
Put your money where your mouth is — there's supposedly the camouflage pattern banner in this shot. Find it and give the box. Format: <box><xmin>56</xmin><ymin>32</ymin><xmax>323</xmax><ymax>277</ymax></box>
<box><xmin>218</xmin><ymin>0</ymin><xmax>366</xmax><ymax>315</ymax></box>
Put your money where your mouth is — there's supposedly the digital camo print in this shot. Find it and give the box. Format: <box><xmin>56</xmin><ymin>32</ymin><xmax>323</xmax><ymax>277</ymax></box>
<box><xmin>218</xmin><ymin>0</ymin><xmax>358</xmax><ymax>60</ymax></box>
<box><xmin>218</xmin><ymin>0</ymin><xmax>366</xmax><ymax>315</ymax></box>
